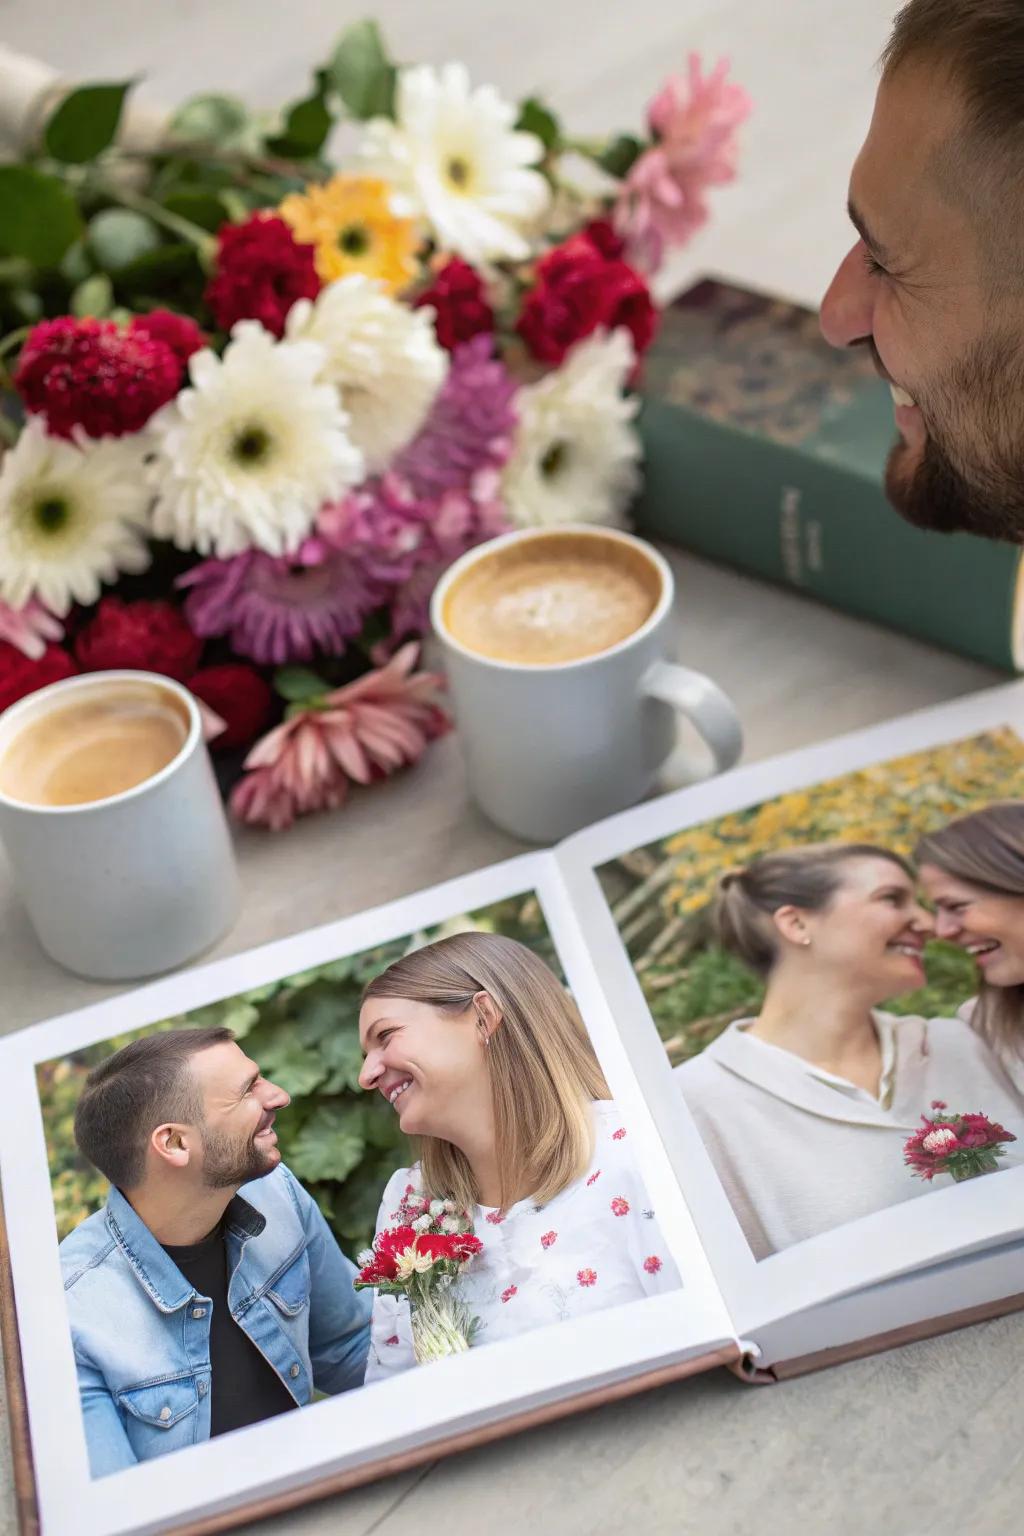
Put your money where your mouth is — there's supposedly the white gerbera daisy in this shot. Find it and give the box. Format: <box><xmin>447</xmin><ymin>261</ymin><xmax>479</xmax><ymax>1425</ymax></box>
<box><xmin>287</xmin><ymin>275</ymin><xmax>448</xmax><ymax>474</ymax></box>
<box><xmin>360</xmin><ymin>62</ymin><xmax>551</xmax><ymax>264</ymax></box>
<box><xmin>148</xmin><ymin>322</ymin><xmax>364</xmax><ymax>559</ymax></box>
<box><xmin>0</xmin><ymin>419</ymin><xmax>151</xmax><ymax>617</ymax></box>
<box><xmin>502</xmin><ymin>329</ymin><xmax>642</xmax><ymax>529</ymax></box>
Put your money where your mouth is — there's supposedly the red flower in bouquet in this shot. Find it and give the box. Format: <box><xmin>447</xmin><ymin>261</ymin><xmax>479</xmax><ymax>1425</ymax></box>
<box><xmin>205</xmin><ymin>214</ymin><xmax>320</xmax><ymax>337</ymax></box>
<box><xmin>353</xmin><ymin>1199</ymin><xmax>482</xmax><ymax>1364</ymax></box>
<box><xmin>14</xmin><ymin>317</ymin><xmax>182</xmax><ymax>439</ymax></box>
<box><xmin>904</xmin><ymin>1104</ymin><xmax>1016</xmax><ymax>1183</ymax></box>
<box><xmin>128</xmin><ymin>310</ymin><xmax>208</xmax><ymax>370</ymax></box>
<box><xmin>230</xmin><ymin>641</ymin><xmax>450</xmax><ymax>830</ymax></box>
<box><xmin>74</xmin><ymin>598</ymin><xmax>203</xmax><ymax>682</ymax></box>
<box><xmin>0</xmin><ymin>640</ymin><xmax>77</xmax><ymax>713</ymax></box>
<box><xmin>187</xmin><ymin>664</ymin><xmax>275</xmax><ymax>752</ymax></box>
<box><xmin>414</xmin><ymin>258</ymin><xmax>495</xmax><ymax>352</ymax></box>
<box><xmin>516</xmin><ymin>225</ymin><xmax>658</xmax><ymax>367</ymax></box>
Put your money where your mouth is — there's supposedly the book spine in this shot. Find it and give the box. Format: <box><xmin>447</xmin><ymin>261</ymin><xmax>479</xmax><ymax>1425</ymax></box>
<box><xmin>634</xmin><ymin>399</ymin><xmax>1021</xmax><ymax>672</ymax></box>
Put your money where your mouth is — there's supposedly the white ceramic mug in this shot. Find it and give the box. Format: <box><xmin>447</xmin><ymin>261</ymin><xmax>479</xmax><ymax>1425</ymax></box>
<box><xmin>0</xmin><ymin>670</ymin><xmax>239</xmax><ymax>981</ymax></box>
<box><xmin>430</xmin><ymin>525</ymin><xmax>743</xmax><ymax>842</ymax></box>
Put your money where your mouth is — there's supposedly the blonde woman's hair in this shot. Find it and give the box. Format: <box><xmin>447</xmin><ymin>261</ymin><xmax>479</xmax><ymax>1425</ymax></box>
<box><xmin>713</xmin><ymin>842</ymin><xmax>915</xmax><ymax>978</ymax></box>
<box><xmin>915</xmin><ymin>802</ymin><xmax>1024</xmax><ymax>1063</ymax></box>
<box><xmin>362</xmin><ymin>932</ymin><xmax>610</xmax><ymax>1212</ymax></box>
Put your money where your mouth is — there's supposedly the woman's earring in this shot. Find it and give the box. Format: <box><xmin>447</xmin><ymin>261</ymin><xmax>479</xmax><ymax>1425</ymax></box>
<box><xmin>802</xmin><ymin>936</ymin><xmax>811</xmax><ymax>947</ymax></box>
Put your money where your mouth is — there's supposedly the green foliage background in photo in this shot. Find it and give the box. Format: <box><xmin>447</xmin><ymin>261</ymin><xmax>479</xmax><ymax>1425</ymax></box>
<box><xmin>598</xmin><ymin>729</ymin><xmax>1024</xmax><ymax>1066</ymax></box>
<box><xmin>39</xmin><ymin>890</ymin><xmax>554</xmax><ymax>1252</ymax></box>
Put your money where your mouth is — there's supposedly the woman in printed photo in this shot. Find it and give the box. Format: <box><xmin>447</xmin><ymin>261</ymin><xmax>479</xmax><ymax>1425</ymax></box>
<box><xmin>674</xmin><ymin>842</ymin><xmax>1024</xmax><ymax>1260</ymax></box>
<box><xmin>357</xmin><ymin>932</ymin><xmax>679</xmax><ymax>1380</ymax></box>
<box><xmin>917</xmin><ymin>802</ymin><xmax>1024</xmax><ymax>1093</ymax></box>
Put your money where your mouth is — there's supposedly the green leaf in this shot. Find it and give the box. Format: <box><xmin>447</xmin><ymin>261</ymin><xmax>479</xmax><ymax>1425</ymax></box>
<box><xmin>274</xmin><ymin>665</ymin><xmax>329</xmax><ymax>704</ymax></box>
<box><xmin>161</xmin><ymin>189</ymin><xmax>232</xmax><ymax>234</ymax></box>
<box><xmin>0</xmin><ymin>166</ymin><xmax>83</xmax><ymax>267</ymax></box>
<box><xmin>253</xmin><ymin>1036</ymin><xmax>328</xmax><ymax>1098</ymax></box>
<box><xmin>516</xmin><ymin>96</ymin><xmax>561</xmax><ymax>152</ymax></box>
<box><xmin>87</xmin><ymin>208</ymin><xmax>162</xmax><ymax>272</ymax></box>
<box><xmin>59</xmin><ymin>238</ymin><xmax>93</xmax><ymax>286</ymax></box>
<box><xmin>187</xmin><ymin>998</ymin><xmax>261</xmax><ymax>1037</ymax></box>
<box><xmin>115</xmin><ymin>242</ymin><xmax>199</xmax><ymax>293</ymax></box>
<box><xmin>6</xmin><ymin>289</ymin><xmax>43</xmax><ymax>324</ymax></box>
<box><xmin>70</xmin><ymin>273</ymin><xmax>114</xmax><ymax>317</ymax></box>
<box><xmin>288</xmin><ymin>1104</ymin><xmax>365</xmax><ymax>1183</ymax></box>
<box><xmin>44</xmin><ymin>82</ymin><xmax>133</xmax><ymax>163</ymax></box>
<box><xmin>329</xmin><ymin>21</ymin><xmax>396</xmax><ymax>119</ymax></box>
<box><xmin>320</xmin><ymin>1023</ymin><xmax>365</xmax><ymax>1094</ymax></box>
<box><xmin>597</xmin><ymin>133</ymin><xmax>644</xmax><ymax>179</ymax></box>
<box><xmin>168</xmin><ymin>94</ymin><xmax>252</xmax><ymax>147</ymax></box>
<box><xmin>265</xmin><ymin>89</ymin><xmax>333</xmax><ymax>158</ymax></box>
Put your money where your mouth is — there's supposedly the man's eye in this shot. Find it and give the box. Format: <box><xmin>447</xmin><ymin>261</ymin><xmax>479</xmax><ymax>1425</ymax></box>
<box><xmin>862</xmin><ymin>249</ymin><xmax>887</xmax><ymax>278</ymax></box>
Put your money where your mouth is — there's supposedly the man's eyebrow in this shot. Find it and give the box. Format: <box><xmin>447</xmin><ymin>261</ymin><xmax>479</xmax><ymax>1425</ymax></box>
<box><xmin>237</xmin><ymin>1068</ymin><xmax>260</xmax><ymax>1097</ymax></box>
<box><xmin>847</xmin><ymin>198</ymin><xmax>895</xmax><ymax>265</ymax></box>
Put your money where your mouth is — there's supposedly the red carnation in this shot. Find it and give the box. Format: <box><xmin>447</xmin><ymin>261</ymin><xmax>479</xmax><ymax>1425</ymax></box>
<box><xmin>375</xmin><ymin>1225</ymin><xmax>417</xmax><ymax>1259</ymax></box>
<box><xmin>516</xmin><ymin>228</ymin><xmax>658</xmax><ymax>366</ymax></box>
<box><xmin>14</xmin><ymin>317</ymin><xmax>182</xmax><ymax>439</ymax></box>
<box><xmin>187</xmin><ymin>664</ymin><xmax>274</xmax><ymax>752</ymax></box>
<box><xmin>74</xmin><ymin>598</ymin><xmax>203</xmax><ymax>682</ymax></box>
<box><xmin>582</xmin><ymin>219</ymin><xmax>627</xmax><ymax>260</ymax></box>
<box><xmin>129</xmin><ymin>310</ymin><xmax>208</xmax><ymax>371</ymax></box>
<box><xmin>205</xmin><ymin>214</ymin><xmax>320</xmax><ymax>337</ymax></box>
<box><xmin>414</xmin><ymin>258</ymin><xmax>495</xmax><ymax>352</ymax></box>
<box><xmin>0</xmin><ymin>641</ymin><xmax>77</xmax><ymax>714</ymax></box>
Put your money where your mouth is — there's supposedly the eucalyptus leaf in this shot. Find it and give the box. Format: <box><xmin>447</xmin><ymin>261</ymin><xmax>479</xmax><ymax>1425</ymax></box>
<box><xmin>44</xmin><ymin>81</ymin><xmax>133</xmax><ymax>163</ymax></box>
<box><xmin>169</xmin><ymin>94</ymin><xmax>252</xmax><ymax>147</ymax></box>
<box><xmin>59</xmin><ymin>238</ymin><xmax>94</xmax><ymax>286</ymax></box>
<box><xmin>516</xmin><ymin>97</ymin><xmax>561</xmax><ymax>152</ymax></box>
<box><xmin>265</xmin><ymin>90</ymin><xmax>333</xmax><ymax>158</ymax></box>
<box><xmin>6</xmin><ymin>289</ymin><xmax>43</xmax><ymax>324</ymax></box>
<box><xmin>274</xmin><ymin>665</ymin><xmax>329</xmax><ymax>704</ymax></box>
<box><xmin>115</xmin><ymin>243</ymin><xmax>200</xmax><ymax>293</ymax></box>
<box><xmin>87</xmin><ymin>208</ymin><xmax>162</xmax><ymax>272</ymax></box>
<box><xmin>70</xmin><ymin>273</ymin><xmax>114</xmax><ymax>318</ymax></box>
<box><xmin>288</xmin><ymin>1105</ymin><xmax>365</xmax><ymax>1184</ymax></box>
<box><xmin>329</xmin><ymin>21</ymin><xmax>396</xmax><ymax>119</ymax></box>
<box><xmin>0</xmin><ymin>166</ymin><xmax>83</xmax><ymax>267</ymax></box>
<box><xmin>597</xmin><ymin>132</ymin><xmax>644</xmax><ymax>179</ymax></box>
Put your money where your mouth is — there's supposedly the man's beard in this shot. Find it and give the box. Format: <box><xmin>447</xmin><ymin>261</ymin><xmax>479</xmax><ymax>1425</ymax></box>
<box><xmin>885</xmin><ymin>336</ymin><xmax>1024</xmax><ymax>544</ymax></box>
<box><xmin>200</xmin><ymin>1126</ymin><xmax>276</xmax><ymax>1189</ymax></box>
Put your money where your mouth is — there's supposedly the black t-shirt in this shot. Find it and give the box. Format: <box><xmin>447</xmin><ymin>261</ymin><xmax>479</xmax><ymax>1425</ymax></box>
<box><xmin>161</xmin><ymin>1223</ymin><xmax>297</xmax><ymax>1437</ymax></box>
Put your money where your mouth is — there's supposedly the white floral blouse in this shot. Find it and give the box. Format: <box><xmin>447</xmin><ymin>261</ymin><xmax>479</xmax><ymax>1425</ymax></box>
<box><xmin>364</xmin><ymin>1100</ymin><xmax>681</xmax><ymax>1382</ymax></box>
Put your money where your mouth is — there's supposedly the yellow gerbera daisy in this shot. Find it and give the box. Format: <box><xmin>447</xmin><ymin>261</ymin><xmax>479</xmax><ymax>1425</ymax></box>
<box><xmin>278</xmin><ymin>174</ymin><xmax>421</xmax><ymax>292</ymax></box>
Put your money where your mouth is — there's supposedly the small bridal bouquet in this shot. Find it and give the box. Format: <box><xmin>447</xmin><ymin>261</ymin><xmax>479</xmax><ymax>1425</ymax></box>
<box><xmin>903</xmin><ymin>1101</ymin><xmax>1017</xmax><ymax>1184</ymax></box>
<box><xmin>355</xmin><ymin>1187</ymin><xmax>483</xmax><ymax>1364</ymax></box>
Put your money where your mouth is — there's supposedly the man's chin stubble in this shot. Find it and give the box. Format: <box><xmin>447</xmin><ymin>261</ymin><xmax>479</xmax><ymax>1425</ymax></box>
<box><xmin>885</xmin><ymin>434</ymin><xmax>1024</xmax><ymax>542</ymax></box>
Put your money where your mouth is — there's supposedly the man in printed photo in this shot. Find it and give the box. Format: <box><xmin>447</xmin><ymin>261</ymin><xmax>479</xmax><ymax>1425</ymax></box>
<box><xmin>821</xmin><ymin>1</ymin><xmax>1024</xmax><ymax>542</ymax></box>
<box><xmin>61</xmin><ymin>1027</ymin><xmax>370</xmax><ymax>1477</ymax></box>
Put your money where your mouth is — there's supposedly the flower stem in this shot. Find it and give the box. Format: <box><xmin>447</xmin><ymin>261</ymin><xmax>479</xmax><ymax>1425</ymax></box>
<box><xmin>96</xmin><ymin>182</ymin><xmax>218</xmax><ymax>261</ymax></box>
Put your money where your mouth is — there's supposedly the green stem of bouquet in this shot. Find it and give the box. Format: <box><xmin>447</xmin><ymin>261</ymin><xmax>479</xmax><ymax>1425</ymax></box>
<box><xmin>95</xmin><ymin>183</ymin><xmax>218</xmax><ymax>262</ymax></box>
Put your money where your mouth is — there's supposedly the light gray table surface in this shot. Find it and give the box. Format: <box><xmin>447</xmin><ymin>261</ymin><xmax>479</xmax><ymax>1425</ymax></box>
<box><xmin>1</xmin><ymin>2</ymin><xmax>1022</xmax><ymax>1532</ymax></box>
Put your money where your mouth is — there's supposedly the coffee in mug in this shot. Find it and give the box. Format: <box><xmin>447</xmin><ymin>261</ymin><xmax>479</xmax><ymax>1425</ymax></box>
<box><xmin>441</xmin><ymin>531</ymin><xmax>662</xmax><ymax>665</ymax></box>
<box><xmin>0</xmin><ymin>678</ymin><xmax>190</xmax><ymax>808</ymax></box>
<box><xmin>0</xmin><ymin>670</ymin><xmax>239</xmax><ymax>980</ymax></box>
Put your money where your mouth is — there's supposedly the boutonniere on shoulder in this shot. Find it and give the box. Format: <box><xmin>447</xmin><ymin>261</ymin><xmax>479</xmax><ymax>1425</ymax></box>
<box><xmin>355</xmin><ymin>1184</ymin><xmax>483</xmax><ymax>1363</ymax></box>
<box><xmin>903</xmin><ymin>1101</ymin><xmax>1017</xmax><ymax>1184</ymax></box>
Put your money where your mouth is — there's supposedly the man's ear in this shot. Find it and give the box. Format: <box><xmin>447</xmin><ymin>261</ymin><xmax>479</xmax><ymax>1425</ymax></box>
<box><xmin>149</xmin><ymin>1123</ymin><xmax>195</xmax><ymax>1172</ymax></box>
<box><xmin>473</xmin><ymin>990</ymin><xmax>503</xmax><ymax>1043</ymax></box>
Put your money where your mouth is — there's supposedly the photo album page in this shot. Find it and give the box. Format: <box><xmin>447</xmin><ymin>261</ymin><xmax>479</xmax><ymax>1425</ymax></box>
<box><xmin>3</xmin><ymin>681</ymin><xmax>1024</xmax><ymax>1536</ymax></box>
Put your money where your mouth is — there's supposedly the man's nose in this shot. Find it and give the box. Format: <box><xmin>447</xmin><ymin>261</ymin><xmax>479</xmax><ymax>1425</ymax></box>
<box><xmin>263</xmin><ymin>1077</ymin><xmax>291</xmax><ymax>1111</ymax></box>
<box><xmin>820</xmin><ymin>240</ymin><xmax>876</xmax><ymax>350</ymax></box>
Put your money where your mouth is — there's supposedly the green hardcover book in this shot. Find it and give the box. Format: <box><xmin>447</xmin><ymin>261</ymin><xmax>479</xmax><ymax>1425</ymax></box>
<box><xmin>633</xmin><ymin>277</ymin><xmax>1023</xmax><ymax>671</ymax></box>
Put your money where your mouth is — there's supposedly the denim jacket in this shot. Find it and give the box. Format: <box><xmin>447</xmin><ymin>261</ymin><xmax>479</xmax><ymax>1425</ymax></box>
<box><xmin>60</xmin><ymin>1164</ymin><xmax>371</xmax><ymax>1478</ymax></box>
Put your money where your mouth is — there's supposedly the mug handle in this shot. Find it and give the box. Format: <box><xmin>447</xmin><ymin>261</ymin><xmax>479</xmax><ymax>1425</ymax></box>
<box><xmin>640</xmin><ymin>659</ymin><xmax>743</xmax><ymax>779</ymax></box>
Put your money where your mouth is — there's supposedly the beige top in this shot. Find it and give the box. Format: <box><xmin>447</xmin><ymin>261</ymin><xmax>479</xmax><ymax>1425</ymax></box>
<box><xmin>675</xmin><ymin>1011</ymin><xmax>1024</xmax><ymax>1260</ymax></box>
<box><xmin>957</xmin><ymin>997</ymin><xmax>1024</xmax><ymax>1097</ymax></box>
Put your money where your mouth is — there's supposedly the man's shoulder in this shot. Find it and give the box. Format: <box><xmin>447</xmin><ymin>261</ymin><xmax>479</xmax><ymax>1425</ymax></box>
<box><xmin>59</xmin><ymin>1205</ymin><xmax>116</xmax><ymax>1289</ymax></box>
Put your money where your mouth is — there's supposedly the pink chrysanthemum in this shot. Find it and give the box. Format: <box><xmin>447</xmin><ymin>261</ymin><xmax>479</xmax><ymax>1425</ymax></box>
<box><xmin>0</xmin><ymin>598</ymin><xmax>63</xmax><ymax>661</ymax></box>
<box><xmin>614</xmin><ymin>55</ymin><xmax>751</xmax><ymax>274</ymax></box>
<box><xmin>229</xmin><ymin>642</ymin><xmax>449</xmax><ymax>830</ymax></box>
<box><xmin>14</xmin><ymin>316</ymin><xmax>183</xmax><ymax>438</ymax></box>
<box><xmin>392</xmin><ymin>334</ymin><xmax>517</xmax><ymax>501</ymax></box>
<box><xmin>178</xmin><ymin>546</ymin><xmax>383</xmax><ymax>665</ymax></box>
<box><xmin>643</xmin><ymin>1255</ymin><xmax>663</xmax><ymax>1275</ymax></box>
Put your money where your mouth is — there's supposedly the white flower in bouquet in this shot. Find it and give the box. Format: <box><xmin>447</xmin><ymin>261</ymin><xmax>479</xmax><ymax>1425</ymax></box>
<box><xmin>360</xmin><ymin>62</ymin><xmax>551</xmax><ymax>263</ymax></box>
<box><xmin>0</xmin><ymin>419</ymin><xmax>151</xmax><ymax>616</ymax></box>
<box><xmin>286</xmin><ymin>276</ymin><xmax>447</xmax><ymax>475</ymax></box>
<box><xmin>501</xmin><ymin>328</ymin><xmax>642</xmax><ymax>529</ymax></box>
<box><xmin>147</xmin><ymin>322</ymin><xmax>364</xmax><ymax>559</ymax></box>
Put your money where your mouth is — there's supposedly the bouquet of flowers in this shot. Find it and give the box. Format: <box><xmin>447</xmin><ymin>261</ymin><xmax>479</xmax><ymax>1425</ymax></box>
<box><xmin>0</xmin><ymin>22</ymin><xmax>749</xmax><ymax>828</ymax></box>
<box><xmin>903</xmin><ymin>1100</ymin><xmax>1017</xmax><ymax>1183</ymax></box>
<box><xmin>354</xmin><ymin>1184</ymin><xmax>483</xmax><ymax>1364</ymax></box>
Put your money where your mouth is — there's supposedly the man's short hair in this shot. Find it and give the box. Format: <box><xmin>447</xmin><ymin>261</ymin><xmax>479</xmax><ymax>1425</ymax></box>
<box><xmin>882</xmin><ymin>2</ymin><xmax>1024</xmax><ymax>145</ymax></box>
<box><xmin>73</xmin><ymin>1027</ymin><xmax>235</xmax><ymax>1191</ymax></box>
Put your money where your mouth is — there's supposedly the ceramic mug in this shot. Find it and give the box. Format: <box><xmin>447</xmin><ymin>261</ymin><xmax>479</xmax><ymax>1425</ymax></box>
<box><xmin>430</xmin><ymin>525</ymin><xmax>743</xmax><ymax>842</ymax></box>
<box><xmin>0</xmin><ymin>670</ymin><xmax>239</xmax><ymax>980</ymax></box>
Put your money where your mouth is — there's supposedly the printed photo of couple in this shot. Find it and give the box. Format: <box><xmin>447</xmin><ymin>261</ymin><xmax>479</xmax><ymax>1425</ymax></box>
<box><xmin>599</xmin><ymin>728</ymin><xmax>1024</xmax><ymax>1261</ymax></box>
<box><xmin>39</xmin><ymin>893</ymin><xmax>680</xmax><ymax>1480</ymax></box>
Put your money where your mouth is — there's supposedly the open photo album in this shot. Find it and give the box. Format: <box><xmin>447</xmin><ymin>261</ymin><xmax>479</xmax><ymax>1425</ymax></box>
<box><xmin>3</xmin><ymin>680</ymin><xmax>1024</xmax><ymax>1536</ymax></box>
